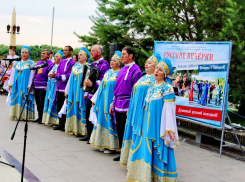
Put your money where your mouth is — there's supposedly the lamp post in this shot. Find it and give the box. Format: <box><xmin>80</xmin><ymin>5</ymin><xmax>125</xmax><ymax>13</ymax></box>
<box><xmin>7</xmin><ymin>24</ymin><xmax>20</xmax><ymax>34</ymax></box>
<box><xmin>50</xmin><ymin>7</ymin><xmax>55</xmax><ymax>50</ymax></box>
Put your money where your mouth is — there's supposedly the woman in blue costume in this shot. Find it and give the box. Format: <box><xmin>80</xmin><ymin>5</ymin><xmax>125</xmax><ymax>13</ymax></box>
<box><xmin>89</xmin><ymin>51</ymin><xmax>122</xmax><ymax>152</ymax></box>
<box><xmin>64</xmin><ymin>47</ymin><xmax>90</xmax><ymax>136</ymax></box>
<box><xmin>42</xmin><ymin>50</ymin><xmax>64</xmax><ymax>125</ymax></box>
<box><xmin>8</xmin><ymin>46</ymin><xmax>35</xmax><ymax>120</ymax></box>
<box><xmin>126</xmin><ymin>58</ymin><xmax>179</xmax><ymax>182</ymax></box>
<box><xmin>198</xmin><ymin>83</ymin><xmax>207</xmax><ymax>106</ymax></box>
<box><xmin>120</xmin><ymin>52</ymin><xmax>161</xmax><ymax>166</ymax></box>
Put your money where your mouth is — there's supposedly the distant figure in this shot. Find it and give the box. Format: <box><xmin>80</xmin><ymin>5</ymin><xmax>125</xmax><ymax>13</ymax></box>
<box><xmin>7</xmin><ymin>47</ymin><xmax>19</xmax><ymax>59</ymax></box>
<box><xmin>2</xmin><ymin>47</ymin><xmax>19</xmax><ymax>69</ymax></box>
<box><xmin>205</xmin><ymin>81</ymin><xmax>209</xmax><ymax>104</ymax></box>
<box><xmin>198</xmin><ymin>83</ymin><xmax>207</xmax><ymax>106</ymax></box>
<box><xmin>184</xmin><ymin>84</ymin><xmax>190</xmax><ymax>98</ymax></box>
<box><xmin>189</xmin><ymin>81</ymin><xmax>194</xmax><ymax>101</ymax></box>
<box><xmin>197</xmin><ymin>80</ymin><xmax>203</xmax><ymax>100</ymax></box>
<box><xmin>179</xmin><ymin>74</ymin><xmax>190</xmax><ymax>89</ymax></box>
<box><xmin>172</xmin><ymin>74</ymin><xmax>180</xmax><ymax>96</ymax></box>
<box><xmin>73</xmin><ymin>54</ymin><xmax>78</xmax><ymax>63</ymax></box>
<box><xmin>0</xmin><ymin>62</ymin><xmax>13</xmax><ymax>94</ymax></box>
<box><xmin>49</xmin><ymin>50</ymin><xmax>54</xmax><ymax>63</ymax></box>
<box><xmin>208</xmin><ymin>83</ymin><xmax>216</xmax><ymax>104</ymax></box>
<box><xmin>215</xmin><ymin>86</ymin><xmax>222</xmax><ymax>106</ymax></box>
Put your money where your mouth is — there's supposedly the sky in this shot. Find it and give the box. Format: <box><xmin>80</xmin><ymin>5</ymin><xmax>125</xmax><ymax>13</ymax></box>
<box><xmin>0</xmin><ymin>0</ymin><xmax>98</xmax><ymax>48</ymax></box>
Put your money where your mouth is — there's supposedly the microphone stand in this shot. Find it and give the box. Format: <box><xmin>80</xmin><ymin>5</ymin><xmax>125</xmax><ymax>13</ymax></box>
<box><xmin>0</xmin><ymin>156</ymin><xmax>15</xmax><ymax>167</ymax></box>
<box><xmin>11</xmin><ymin>69</ymin><xmax>38</xmax><ymax>182</ymax></box>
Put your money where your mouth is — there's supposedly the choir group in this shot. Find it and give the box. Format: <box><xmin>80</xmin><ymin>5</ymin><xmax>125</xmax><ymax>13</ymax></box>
<box><xmin>6</xmin><ymin>45</ymin><xmax>179</xmax><ymax>182</ymax></box>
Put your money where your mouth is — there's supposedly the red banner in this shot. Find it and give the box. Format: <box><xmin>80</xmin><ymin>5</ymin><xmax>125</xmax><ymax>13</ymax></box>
<box><xmin>176</xmin><ymin>105</ymin><xmax>222</xmax><ymax>121</ymax></box>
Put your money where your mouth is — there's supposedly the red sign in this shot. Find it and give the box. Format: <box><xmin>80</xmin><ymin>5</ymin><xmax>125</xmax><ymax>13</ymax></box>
<box><xmin>176</xmin><ymin>105</ymin><xmax>222</xmax><ymax>121</ymax></box>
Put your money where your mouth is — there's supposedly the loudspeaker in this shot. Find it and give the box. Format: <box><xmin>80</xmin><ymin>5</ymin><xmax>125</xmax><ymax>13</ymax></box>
<box><xmin>109</xmin><ymin>43</ymin><xmax>125</xmax><ymax>61</ymax></box>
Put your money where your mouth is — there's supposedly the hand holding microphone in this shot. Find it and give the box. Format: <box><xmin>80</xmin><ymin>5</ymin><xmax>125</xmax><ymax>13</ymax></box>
<box><xmin>30</xmin><ymin>62</ymin><xmax>48</xmax><ymax>70</ymax></box>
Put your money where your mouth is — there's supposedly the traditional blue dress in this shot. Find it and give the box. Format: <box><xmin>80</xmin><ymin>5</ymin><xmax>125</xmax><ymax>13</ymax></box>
<box><xmin>198</xmin><ymin>85</ymin><xmax>207</xmax><ymax>106</ymax></box>
<box><xmin>120</xmin><ymin>74</ymin><xmax>155</xmax><ymax>166</ymax></box>
<box><xmin>90</xmin><ymin>69</ymin><xmax>120</xmax><ymax>150</ymax></box>
<box><xmin>126</xmin><ymin>82</ymin><xmax>179</xmax><ymax>182</ymax></box>
<box><xmin>42</xmin><ymin>64</ymin><xmax>59</xmax><ymax>125</ymax></box>
<box><xmin>65</xmin><ymin>63</ymin><xmax>87</xmax><ymax>136</ymax></box>
<box><xmin>9</xmin><ymin>60</ymin><xmax>35</xmax><ymax>120</ymax></box>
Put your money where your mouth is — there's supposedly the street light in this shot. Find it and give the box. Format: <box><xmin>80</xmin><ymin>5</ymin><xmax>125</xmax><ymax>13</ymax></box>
<box><xmin>6</xmin><ymin>24</ymin><xmax>20</xmax><ymax>34</ymax></box>
<box><xmin>17</xmin><ymin>25</ymin><xmax>20</xmax><ymax>34</ymax></box>
<box><xmin>7</xmin><ymin>24</ymin><xmax>10</xmax><ymax>33</ymax></box>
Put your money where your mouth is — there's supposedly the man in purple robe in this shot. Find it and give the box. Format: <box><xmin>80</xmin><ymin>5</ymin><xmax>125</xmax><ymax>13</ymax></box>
<box><xmin>79</xmin><ymin>45</ymin><xmax>110</xmax><ymax>142</ymax></box>
<box><xmin>109</xmin><ymin>47</ymin><xmax>142</xmax><ymax>161</ymax></box>
<box><xmin>51</xmin><ymin>46</ymin><xmax>75</xmax><ymax>131</ymax></box>
<box><xmin>33</xmin><ymin>49</ymin><xmax>54</xmax><ymax>124</ymax></box>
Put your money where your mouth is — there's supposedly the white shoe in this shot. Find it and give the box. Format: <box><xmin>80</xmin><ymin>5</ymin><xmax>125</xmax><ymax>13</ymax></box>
<box><xmin>104</xmin><ymin>150</ymin><xmax>116</xmax><ymax>154</ymax></box>
<box><xmin>100</xmin><ymin>148</ymin><xmax>105</xmax><ymax>152</ymax></box>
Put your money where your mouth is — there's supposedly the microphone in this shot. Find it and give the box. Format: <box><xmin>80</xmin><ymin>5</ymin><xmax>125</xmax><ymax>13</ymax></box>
<box><xmin>2</xmin><ymin>58</ymin><xmax>21</xmax><ymax>61</ymax></box>
<box><xmin>30</xmin><ymin>62</ymin><xmax>48</xmax><ymax>70</ymax></box>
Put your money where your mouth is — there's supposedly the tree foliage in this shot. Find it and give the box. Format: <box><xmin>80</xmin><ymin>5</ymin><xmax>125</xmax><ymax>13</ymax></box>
<box><xmin>0</xmin><ymin>44</ymin><xmax>82</xmax><ymax>61</ymax></box>
<box><xmin>75</xmin><ymin>0</ymin><xmax>245</xmax><ymax>114</ymax></box>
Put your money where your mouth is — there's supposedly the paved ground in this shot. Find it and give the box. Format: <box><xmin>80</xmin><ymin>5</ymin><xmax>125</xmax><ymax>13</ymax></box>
<box><xmin>0</xmin><ymin>156</ymin><xmax>27</xmax><ymax>182</ymax></box>
<box><xmin>0</xmin><ymin>95</ymin><xmax>245</xmax><ymax>182</ymax></box>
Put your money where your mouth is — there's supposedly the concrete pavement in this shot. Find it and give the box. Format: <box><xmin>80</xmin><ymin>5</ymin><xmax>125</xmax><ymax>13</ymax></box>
<box><xmin>0</xmin><ymin>95</ymin><xmax>244</xmax><ymax>182</ymax></box>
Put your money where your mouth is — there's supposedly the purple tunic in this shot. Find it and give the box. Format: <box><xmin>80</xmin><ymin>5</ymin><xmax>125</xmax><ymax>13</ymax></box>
<box><xmin>87</xmin><ymin>58</ymin><xmax>110</xmax><ymax>99</ymax></box>
<box><xmin>34</xmin><ymin>60</ymin><xmax>54</xmax><ymax>89</ymax></box>
<box><xmin>55</xmin><ymin>58</ymin><xmax>75</xmax><ymax>93</ymax></box>
<box><xmin>112</xmin><ymin>62</ymin><xmax>142</xmax><ymax>113</ymax></box>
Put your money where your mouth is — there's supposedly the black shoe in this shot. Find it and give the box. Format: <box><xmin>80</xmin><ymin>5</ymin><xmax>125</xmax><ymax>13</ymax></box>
<box><xmin>38</xmin><ymin>120</ymin><xmax>44</xmax><ymax>124</ymax></box>
<box><xmin>32</xmin><ymin>119</ymin><xmax>40</xmax><ymax>123</ymax></box>
<box><xmin>79</xmin><ymin>135</ymin><xmax>90</xmax><ymax>141</ymax></box>
<box><xmin>53</xmin><ymin>126</ymin><xmax>62</xmax><ymax>130</ymax></box>
<box><xmin>60</xmin><ymin>128</ymin><xmax>65</xmax><ymax>131</ymax></box>
<box><xmin>113</xmin><ymin>156</ymin><xmax>120</xmax><ymax>161</ymax></box>
<box><xmin>87</xmin><ymin>141</ymin><xmax>90</xmax><ymax>144</ymax></box>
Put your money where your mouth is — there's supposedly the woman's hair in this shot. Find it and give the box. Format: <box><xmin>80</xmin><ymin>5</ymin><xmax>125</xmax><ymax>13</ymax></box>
<box><xmin>48</xmin><ymin>49</ymin><xmax>53</xmax><ymax>55</ymax></box>
<box><xmin>73</xmin><ymin>54</ymin><xmax>78</xmax><ymax>61</ymax></box>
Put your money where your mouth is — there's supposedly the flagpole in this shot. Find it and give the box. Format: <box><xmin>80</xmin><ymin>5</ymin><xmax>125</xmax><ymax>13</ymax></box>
<box><xmin>51</xmin><ymin>7</ymin><xmax>55</xmax><ymax>49</ymax></box>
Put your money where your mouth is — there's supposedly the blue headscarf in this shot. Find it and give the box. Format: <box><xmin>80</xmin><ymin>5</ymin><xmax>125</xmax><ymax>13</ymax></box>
<box><xmin>157</xmin><ymin>58</ymin><xmax>174</xmax><ymax>84</ymax></box>
<box><xmin>148</xmin><ymin>52</ymin><xmax>161</xmax><ymax>66</ymax></box>
<box><xmin>112</xmin><ymin>51</ymin><xmax>122</xmax><ymax>65</ymax></box>
<box><xmin>21</xmin><ymin>46</ymin><xmax>31</xmax><ymax>59</ymax></box>
<box><xmin>21</xmin><ymin>46</ymin><xmax>31</xmax><ymax>54</ymax></box>
<box><xmin>79</xmin><ymin>47</ymin><xmax>90</xmax><ymax>62</ymax></box>
<box><xmin>55</xmin><ymin>50</ymin><xmax>65</xmax><ymax>59</ymax></box>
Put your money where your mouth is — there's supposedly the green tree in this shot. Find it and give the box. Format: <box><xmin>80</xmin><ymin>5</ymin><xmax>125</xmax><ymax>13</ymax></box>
<box><xmin>74</xmin><ymin>0</ymin><xmax>154</xmax><ymax>69</ymax></box>
<box><xmin>75</xmin><ymin>0</ymin><xmax>245</xmax><ymax>115</ymax></box>
<box><xmin>0</xmin><ymin>44</ymin><xmax>64</xmax><ymax>61</ymax></box>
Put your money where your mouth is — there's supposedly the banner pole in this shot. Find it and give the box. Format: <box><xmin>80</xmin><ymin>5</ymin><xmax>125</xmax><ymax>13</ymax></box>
<box><xmin>219</xmin><ymin>112</ymin><xmax>225</xmax><ymax>158</ymax></box>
